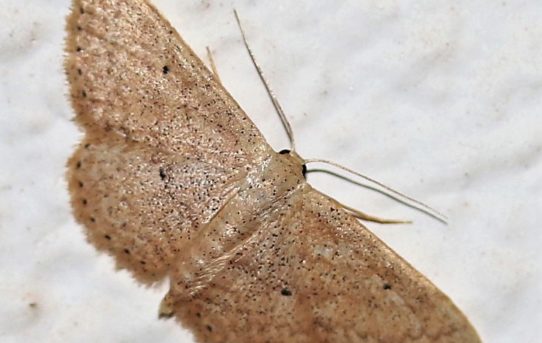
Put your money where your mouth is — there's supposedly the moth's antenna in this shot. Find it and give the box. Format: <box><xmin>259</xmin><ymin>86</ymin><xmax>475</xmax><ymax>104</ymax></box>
<box><xmin>304</xmin><ymin>158</ymin><xmax>448</xmax><ymax>224</ymax></box>
<box><xmin>233</xmin><ymin>11</ymin><xmax>444</xmax><ymax>224</ymax></box>
<box><xmin>233</xmin><ymin>10</ymin><xmax>296</xmax><ymax>152</ymax></box>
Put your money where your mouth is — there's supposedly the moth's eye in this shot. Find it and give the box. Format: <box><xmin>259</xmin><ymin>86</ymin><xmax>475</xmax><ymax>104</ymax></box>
<box><xmin>279</xmin><ymin>149</ymin><xmax>290</xmax><ymax>155</ymax></box>
<box><xmin>302</xmin><ymin>164</ymin><xmax>307</xmax><ymax>178</ymax></box>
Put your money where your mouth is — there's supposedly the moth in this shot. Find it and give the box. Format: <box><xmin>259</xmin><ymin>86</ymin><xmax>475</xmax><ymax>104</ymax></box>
<box><xmin>65</xmin><ymin>0</ymin><xmax>481</xmax><ymax>342</ymax></box>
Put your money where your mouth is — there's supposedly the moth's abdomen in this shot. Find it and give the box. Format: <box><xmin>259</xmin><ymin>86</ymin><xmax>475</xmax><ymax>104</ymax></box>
<box><xmin>166</xmin><ymin>153</ymin><xmax>306</xmax><ymax>300</ymax></box>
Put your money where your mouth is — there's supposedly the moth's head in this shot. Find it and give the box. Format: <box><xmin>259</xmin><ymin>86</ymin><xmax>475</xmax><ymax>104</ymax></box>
<box><xmin>278</xmin><ymin>149</ymin><xmax>307</xmax><ymax>179</ymax></box>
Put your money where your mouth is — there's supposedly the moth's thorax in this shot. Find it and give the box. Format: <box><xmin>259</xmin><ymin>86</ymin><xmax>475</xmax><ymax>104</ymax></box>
<box><xmin>66</xmin><ymin>0</ymin><xmax>480</xmax><ymax>339</ymax></box>
<box><xmin>166</xmin><ymin>150</ymin><xmax>308</xmax><ymax>301</ymax></box>
<box><xmin>238</xmin><ymin>150</ymin><xmax>306</xmax><ymax>211</ymax></box>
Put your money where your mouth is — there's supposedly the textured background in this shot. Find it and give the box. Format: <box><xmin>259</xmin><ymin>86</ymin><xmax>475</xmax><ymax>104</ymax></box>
<box><xmin>1</xmin><ymin>1</ymin><xmax>541</xmax><ymax>342</ymax></box>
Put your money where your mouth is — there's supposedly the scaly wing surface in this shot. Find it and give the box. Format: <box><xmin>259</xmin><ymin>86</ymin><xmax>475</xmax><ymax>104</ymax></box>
<box><xmin>65</xmin><ymin>0</ymin><xmax>272</xmax><ymax>282</ymax></box>
<box><xmin>173</xmin><ymin>184</ymin><xmax>481</xmax><ymax>343</ymax></box>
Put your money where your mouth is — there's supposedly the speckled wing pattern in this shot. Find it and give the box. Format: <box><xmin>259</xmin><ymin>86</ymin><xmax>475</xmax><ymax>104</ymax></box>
<box><xmin>173</xmin><ymin>184</ymin><xmax>480</xmax><ymax>342</ymax></box>
<box><xmin>65</xmin><ymin>0</ymin><xmax>481</xmax><ymax>342</ymax></box>
<box><xmin>65</xmin><ymin>0</ymin><xmax>272</xmax><ymax>283</ymax></box>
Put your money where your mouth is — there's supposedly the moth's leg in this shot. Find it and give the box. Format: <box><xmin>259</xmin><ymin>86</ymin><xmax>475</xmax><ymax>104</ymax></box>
<box><xmin>206</xmin><ymin>46</ymin><xmax>222</xmax><ymax>84</ymax></box>
<box><xmin>159</xmin><ymin>227</ymin><xmax>260</xmax><ymax>318</ymax></box>
<box><xmin>158</xmin><ymin>187</ymin><xmax>240</xmax><ymax>318</ymax></box>
<box><xmin>160</xmin><ymin>154</ymin><xmax>304</xmax><ymax>316</ymax></box>
<box><xmin>160</xmin><ymin>190</ymin><xmax>264</xmax><ymax>316</ymax></box>
<box><xmin>334</xmin><ymin>198</ymin><xmax>412</xmax><ymax>224</ymax></box>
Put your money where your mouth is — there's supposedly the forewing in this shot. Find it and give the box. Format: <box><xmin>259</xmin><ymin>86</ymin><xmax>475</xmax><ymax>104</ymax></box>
<box><xmin>65</xmin><ymin>0</ymin><xmax>272</xmax><ymax>282</ymax></box>
<box><xmin>65</xmin><ymin>0</ymin><xmax>268</xmax><ymax>157</ymax></box>
<box><xmin>174</xmin><ymin>185</ymin><xmax>481</xmax><ymax>343</ymax></box>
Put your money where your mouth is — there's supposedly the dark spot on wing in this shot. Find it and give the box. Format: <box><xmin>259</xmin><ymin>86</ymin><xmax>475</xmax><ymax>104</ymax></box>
<box><xmin>159</xmin><ymin>167</ymin><xmax>167</xmax><ymax>180</ymax></box>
